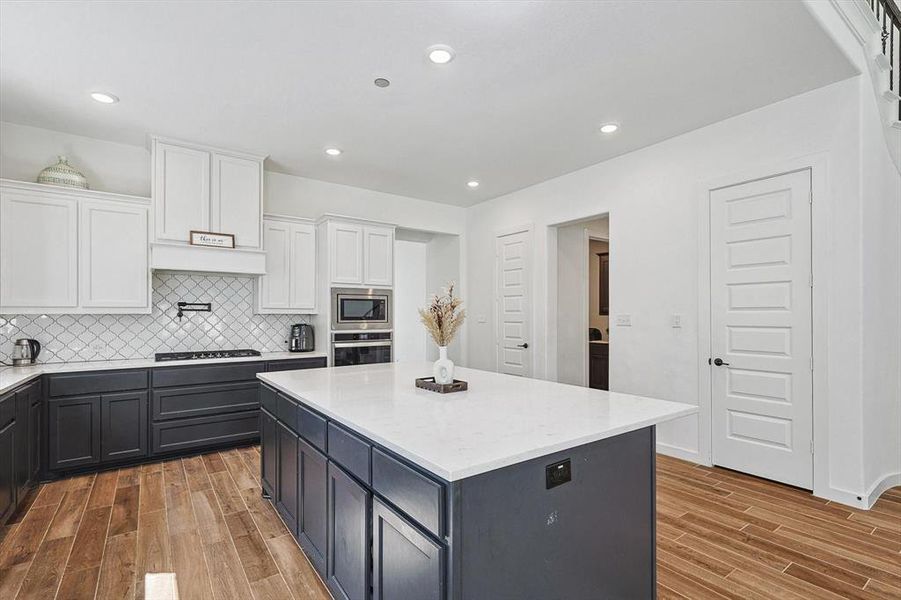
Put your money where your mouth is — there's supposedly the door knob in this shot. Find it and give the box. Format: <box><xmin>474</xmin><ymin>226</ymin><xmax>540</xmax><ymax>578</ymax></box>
<box><xmin>517</xmin><ymin>343</ymin><xmax>529</xmax><ymax>349</ymax></box>
<box><xmin>713</xmin><ymin>358</ymin><xmax>729</xmax><ymax>366</ymax></box>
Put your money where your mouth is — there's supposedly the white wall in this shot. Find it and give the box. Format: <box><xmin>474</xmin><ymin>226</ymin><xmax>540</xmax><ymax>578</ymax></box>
<box><xmin>394</xmin><ymin>239</ymin><xmax>429</xmax><ymax>362</ymax></box>
<box><xmin>465</xmin><ymin>77</ymin><xmax>876</xmax><ymax>505</ymax></box>
<box><xmin>425</xmin><ymin>233</ymin><xmax>464</xmax><ymax>363</ymax></box>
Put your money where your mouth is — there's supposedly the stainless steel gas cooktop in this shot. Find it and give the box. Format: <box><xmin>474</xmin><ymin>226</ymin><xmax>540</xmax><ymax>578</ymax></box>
<box><xmin>154</xmin><ymin>349</ymin><xmax>261</xmax><ymax>362</ymax></box>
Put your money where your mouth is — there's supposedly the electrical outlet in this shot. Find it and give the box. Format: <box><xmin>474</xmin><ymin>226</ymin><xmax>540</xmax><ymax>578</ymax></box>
<box><xmin>615</xmin><ymin>314</ymin><xmax>631</xmax><ymax>327</ymax></box>
<box><xmin>672</xmin><ymin>314</ymin><xmax>682</xmax><ymax>328</ymax></box>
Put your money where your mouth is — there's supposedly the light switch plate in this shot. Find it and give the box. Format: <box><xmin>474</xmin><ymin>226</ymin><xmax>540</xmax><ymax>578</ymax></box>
<box><xmin>615</xmin><ymin>314</ymin><xmax>631</xmax><ymax>327</ymax></box>
<box><xmin>672</xmin><ymin>314</ymin><xmax>682</xmax><ymax>328</ymax></box>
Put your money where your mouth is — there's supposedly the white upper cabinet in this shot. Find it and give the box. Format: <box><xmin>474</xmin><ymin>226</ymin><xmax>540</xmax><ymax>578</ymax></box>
<box><xmin>324</xmin><ymin>218</ymin><xmax>394</xmax><ymax>288</ymax></box>
<box><xmin>0</xmin><ymin>180</ymin><xmax>151</xmax><ymax>314</ymax></box>
<box><xmin>0</xmin><ymin>188</ymin><xmax>78</xmax><ymax>309</ymax></box>
<box><xmin>289</xmin><ymin>222</ymin><xmax>317</xmax><ymax>310</ymax></box>
<box><xmin>153</xmin><ymin>141</ymin><xmax>209</xmax><ymax>243</ymax></box>
<box><xmin>363</xmin><ymin>225</ymin><xmax>394</xmax><ymax>287</ymax></box>
<box><xmin>329</xmin><ymin>221</ymin><xmax>364</xmax><ymax>285</ymax></box>
<box><xmin>255</xmin><ymin>216</ymin><xmax>316</xmax><ymax>314</ymax></box>
<box><xmin>211</xmin><ymin>153</ymin><xmax>262</xmax><ymax>249</ymax></box>
<box><xmin>151</xmin><ymin>136</ymin><xmax>264</xmax><ymax>251</ymax></box>
<box><xmin>80</xmin><ymin>200</ymin><xmax>149</xmax><ymax>309</ymax></box>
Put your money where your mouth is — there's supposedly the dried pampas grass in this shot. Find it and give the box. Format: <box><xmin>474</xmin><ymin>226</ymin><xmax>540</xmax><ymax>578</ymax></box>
<box><xmin>419</xmin><ymin>282</ymin><xmax>466</xmax><ymax>347</ymax></box>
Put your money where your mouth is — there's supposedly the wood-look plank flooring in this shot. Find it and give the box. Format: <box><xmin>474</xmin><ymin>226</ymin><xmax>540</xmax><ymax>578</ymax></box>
<box><xmin>1</xmin><ymin>450</ymin><xmax>898</xmax><ymax>599</ymax></box>
<box><xmin>0</xmin><ymin>446</ymin><xmax>328</xmax><ymax>600</ymax></box>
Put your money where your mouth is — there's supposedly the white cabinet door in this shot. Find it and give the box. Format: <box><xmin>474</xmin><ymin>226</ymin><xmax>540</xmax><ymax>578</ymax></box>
<box><xmin>259</xmin><ymin>220</ymin><xmax>291</xmax><ymax>310</ymax></box>
<box><xmin>289</xmin><ymin>222</ymin><xmax>316</xmax><ymax>310</ymax></box>
<box><xmin>153</xmin><ymin>142</ymin><xmax>210</xmax><ymax>242</ymax></box>
<box><xmin>0</xmin><ymin>191</ymin><xmax>78</xmax><ymax>309</ymax></box>
<box><xmin>363</xmin><ymin>226</ymin><xmax>394</xmax><ymax>287</ymax></box>
<box><xmin>330</xmin><ymin>222</ymin><xmax>363</xmax><ymax>285</ymax></box>
<box><xmin>80</xmin><ymin>200</ymin><xmax>149</xmax><ymax>310</ymax></box>
<box><xmin>211</xmin><ymin>153</ymin><xmax>262</xmax><ymax>249</ymax></box>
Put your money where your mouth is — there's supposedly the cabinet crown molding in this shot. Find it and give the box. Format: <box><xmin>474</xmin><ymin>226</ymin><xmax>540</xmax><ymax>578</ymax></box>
<box><xmin>0</xmin><ymin>178</ymin><xmax>150</xmax><ymax>205</ymax></box>
<box><xmin>263</xmin><ymin>213</ymin><xmax>316</xmax><ymax>225</ymax></box>
<box><xmin>316</xmin><ymin>213</ymin><xmax>396</xmax><ymax>229</ymax></box>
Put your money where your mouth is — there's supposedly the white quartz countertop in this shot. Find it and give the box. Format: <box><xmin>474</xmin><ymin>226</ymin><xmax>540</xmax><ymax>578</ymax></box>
<box><xmin>0</xmin><ymin>351</ymin><xmax>327</xmax><ymax>395</ymax></box>
<box><xmin>258</xmin><ymin>362</ymin><xmax>697</xmax><ymax>482</ymax></box>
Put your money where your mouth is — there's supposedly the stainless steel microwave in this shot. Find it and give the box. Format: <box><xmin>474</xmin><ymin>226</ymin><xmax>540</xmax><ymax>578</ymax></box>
<box><xmin>332</xmin><ymin>288</ymin><xmax>392</xmax><ymax>330</ymax></box>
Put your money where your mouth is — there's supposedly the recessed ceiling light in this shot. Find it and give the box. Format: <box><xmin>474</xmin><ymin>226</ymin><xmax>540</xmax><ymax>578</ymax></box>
<box><xmin>599</xmin><ymin>123</ymin><xmax>619</xmax><ymax>134</ymax></box>
<box><xmin>90</xmin><ymin>92</ymin><xmax>119</xmax><ymax>104</ymax></box>
<box><xmin>325</xmin><ymin>147</ymin><xmax>342</xmax><ymax>157</ymax></box>
<box><xmin>427</xmin><ymin>45</ymin><xmax>455</xmax><ymax>64</ymax></box>
<box><xmin>467</xmin><ymin>180</ymin><xmax>480</xmax><ymax>188</ymax></box>
<box><xmin>374</xmin><ymin>77</ymin><xmax>390</xmax><ymax>88</ymax></box>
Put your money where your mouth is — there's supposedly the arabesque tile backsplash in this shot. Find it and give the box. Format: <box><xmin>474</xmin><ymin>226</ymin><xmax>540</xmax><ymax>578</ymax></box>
<box><xmin>1</xmin><ymin>272</ymin><xmax>307</xmax><ymax>364</ymax></box>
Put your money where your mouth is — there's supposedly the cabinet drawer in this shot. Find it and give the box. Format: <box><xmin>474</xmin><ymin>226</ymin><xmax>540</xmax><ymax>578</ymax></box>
<box><xmin>298</xmin><ymin>404</ymin><xmax>327</xmax><ymax>452</ymax></box>
<box><xmin>151</xmin><ymin>362</ymin><xmax>265</xmax><ymax>388</ymax></box>
<box><xmin>48</xmin><ymin>369</ymin><xmax>148</xmax><ymax>397</ymax></box>
<box><xmin>277</xmin><ymin>393</ymin><xmax>298</xmax><ymax>431</ymax></box>
<box><xmin>260</xmin><ymin>384</ymin><xmax>278</xmax><ymax>415</ymax></box>
<box><xmin>372</xmin><ymin>447</ymin><xmax>445</xmax><ymax>537</ymax></box>
<box><xmin>152</xmin><ymin>382</ymin><xmax>259</xmax><ymax>421</ymax></box>
<box><xmin>152</xmin><ymin>410</ymin><xmax>259</xmax><ymax>455</ymax></box>
<box><xmin>267</xmin><ymin>357</ymin><xmax>327</xmax><ymax>372</ymax></box>
<box><xmin>327</xmin><ymin>422</ymin><xmax>371</xmax><ymax>484</ymax></box>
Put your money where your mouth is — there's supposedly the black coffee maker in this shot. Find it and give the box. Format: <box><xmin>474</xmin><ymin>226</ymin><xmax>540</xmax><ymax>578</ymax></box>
<box><xmin>289</xmin><ymin>323</ymin><xmax>314</xmax><ymax>352</ymax></box>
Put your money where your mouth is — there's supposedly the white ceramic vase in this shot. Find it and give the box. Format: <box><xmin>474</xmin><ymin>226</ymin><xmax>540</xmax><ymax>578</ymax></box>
<box><xmin>433</xmin><ymin>346</ymin><xmax>455</xmax><ymax>384</ymax></box>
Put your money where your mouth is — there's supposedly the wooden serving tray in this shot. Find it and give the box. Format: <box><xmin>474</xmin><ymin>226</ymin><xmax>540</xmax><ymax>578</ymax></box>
<box><xmin>415</xmin><ymin>377</ymin><xmax>468</xmax><ymax>394</ymax></box>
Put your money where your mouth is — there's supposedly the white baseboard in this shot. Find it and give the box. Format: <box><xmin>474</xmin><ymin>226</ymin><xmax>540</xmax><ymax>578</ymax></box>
<box><xmin>656</xmin><ymin>442</ymin><xmax>707</xmax><ymax>466</ymax></box>
<box><xmin>865</xmin><ymin>472</ymin><xmax>901</xmax><ymax>509</ymax></box>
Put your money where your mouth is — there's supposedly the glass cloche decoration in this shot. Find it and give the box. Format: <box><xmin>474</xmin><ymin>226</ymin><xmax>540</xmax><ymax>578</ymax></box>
<box><xmin>37</xmin><ymin>155</ymin><xmax>89</xmax><ymax>189</ymax></box>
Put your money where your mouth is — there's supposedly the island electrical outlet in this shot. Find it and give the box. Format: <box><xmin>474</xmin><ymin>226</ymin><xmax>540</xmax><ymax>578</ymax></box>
<box><xmin>546</xmin><ymin>458</ymin><xmax>572</xmax><ymax>489</ymax></box>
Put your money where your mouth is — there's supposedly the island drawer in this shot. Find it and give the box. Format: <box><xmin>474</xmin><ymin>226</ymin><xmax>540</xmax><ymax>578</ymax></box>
<box><xmin>277</xmin><ymin>393</ymin><xmax>298</xmax><ymax>429</ymax></box>
<box><xmin>372</xmin><ymin>447</ymin><xmax>445</xmax><ymax>537</ymax></box>
<box><xmin>260</xmin><ymin>384</ymin><xmax>278</xmax><ymax>415</ymax></box>
<box><xmin>298</xmin><ymin>404</ymin><xmax>327</xmax><ymax>452</ymax></box>
<box><xmin>328</xmin><ymin>422</ymin><xmax>371</xmax><ymax>484</ymax></box>
<box><xmin>47</xmin><ymin>370</ymin><xmax>148</xmax><ymax>397</ymax></box>
<box><xmin>152</xmin><ymin>362</ymin><xmax>265</xmax><ymax>388</ymax></box>
<box><xmin>152</xmin><ymin>382</ymin><xmax>259</xmax><ymax>421</ymax></box>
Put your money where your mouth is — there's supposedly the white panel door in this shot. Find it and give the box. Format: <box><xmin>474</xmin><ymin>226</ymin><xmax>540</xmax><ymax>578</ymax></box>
<box><xmin>363</xmin><ymin>226</ymin><xmax>394</xmax><ymax>287</ymax></box>
<box><xmin>153</xmin><ymin>142</ymin><xmax>210</xmax><ymax>242</ymax></box>
<box><xmin>80</xmin><ymin>200</ymin><xmax>149</xmax><ymax>309</ymax></box>
<box><xmin>330</xmin><ymin>222</ymin><xmax>363</xmax><ymax>285</ymax></box>
<box><xmin>289</xmin><ymin>222</ymin><xmax>316</xmax><ymax>310</ymax></box>
<box><xmin>0</xmin><ymin>191</ymin><xmax>78</xmax><ymax>309</ymax></box>
<box><xmin>710</xmin><ymin>170</ymin><xmax>812</xmax><ymax>489</ymax></box>
<box><xmin>260</xmin><ymin>220</ymin><xmax>291</xmax><ymax>310</ymax></box>
<box><xmin>495</xmin><ymin>230</ymin><xmax>532</xmax><ymax>377</ymax></box>
<box><xmin>211</xmin><ymin>153</ymin><xmax>261</xmax><ymax>248</ymax></box>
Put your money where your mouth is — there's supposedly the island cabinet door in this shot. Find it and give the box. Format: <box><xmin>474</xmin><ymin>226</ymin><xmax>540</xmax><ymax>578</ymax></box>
<box><xmin>298</xmin><ymin>436</ymin><xmax>328</xmax><ymax>576</ymax></box>
<box><xmin>372</xmin><ymin>498</ymin><xmax>444</xmax><ymax>600</ymax></box>
<box><xmin>260</xmin><ymin>409</ymin><xmax>278</xmax><ymax>499</ymax></box>
<box><xmin>276</xmin><ymin>420</ymin><xmax>299</xmax><ymax>533</ymax></box>
<box><xmin>327</xmin><ymin>461</ymin><xmax>370</xmax><ymax>600</ymax></box>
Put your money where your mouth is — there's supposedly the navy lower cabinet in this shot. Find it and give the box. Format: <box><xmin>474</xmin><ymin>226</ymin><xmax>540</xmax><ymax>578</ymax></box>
<box><xmin>0</xmin><ymin>402</ymin><xmax>15</xmax><ymax>523</ymax></box>
<box><xmin>327</xmin><ymin>461</ymin><xmax>371</xmax><ymax>600</ymax></box>
<box><xmin>276</xmin><ymin>421</ymin><xmax>299</xmax><ymax>533</ymax></box>
<box><xmin>48</xmin><ymin>395</ymin><xmax>102</xmax><ymax>470</ymax></box>
<box><xmin>260</xmin><ymin>408</ymin><xmax>278</xmax><ymax>499</ymax></box>
<box><xmin>297</xmin><ymin>436</ymin><xmax>328</xmax><ymax>576</ymax></box>
<box><xmin>372</xmin><ymin>498</ymin><xmax>444</xmax><ymax>600</ymax></box>
<box><xmin>27</xmin><ymin>388</ymin><xmax>41</xmax><ymax>483</ymax></box>
<box><xmin>101</xmin><ymin>391</ymin><xmax>148</xmax><ymax>462</ymax></box>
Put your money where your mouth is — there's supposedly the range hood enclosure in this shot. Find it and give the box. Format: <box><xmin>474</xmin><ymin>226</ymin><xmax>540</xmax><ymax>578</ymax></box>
<box><xmin>151</xmin><ymin>243</ymin><xmax>266</xmax><ymax>275</ymax></box>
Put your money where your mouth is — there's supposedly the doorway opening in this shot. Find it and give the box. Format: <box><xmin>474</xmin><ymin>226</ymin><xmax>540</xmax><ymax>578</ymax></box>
<box><xmin>552</xmin><ymin>214</ymin><xmax>609</xmax><ymax>388</ymax></box>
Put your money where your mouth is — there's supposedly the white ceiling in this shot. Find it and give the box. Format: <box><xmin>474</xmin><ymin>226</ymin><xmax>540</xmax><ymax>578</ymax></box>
<box><xmin>0</xmin><ymin>1</ymin><xmax>855</xmax><ymax>207</ymax></box>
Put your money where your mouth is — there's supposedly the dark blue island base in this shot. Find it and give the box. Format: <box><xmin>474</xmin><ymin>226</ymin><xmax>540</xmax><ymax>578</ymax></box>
<box><xmin>260</xmin><ymin>381</ymin><xmax>657</xmax><ymax>600</ymax></box>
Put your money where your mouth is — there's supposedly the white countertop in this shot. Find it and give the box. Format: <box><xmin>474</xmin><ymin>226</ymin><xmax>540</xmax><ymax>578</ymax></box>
<box><xmin>0</xmin><ymin>351</ymin><xmax>328</xmax><ymax>396</ymax></box>
<box><xmin>258</xmin><ymin>362</ymin><xmax>696</xmax><ymax>482</ymax></box>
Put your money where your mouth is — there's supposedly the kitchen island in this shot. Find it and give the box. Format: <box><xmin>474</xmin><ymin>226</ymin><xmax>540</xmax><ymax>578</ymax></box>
<box><xmin>258</xmin><ymin>362</ymin><xmax>696</xmax><ymax>600</ymax></box>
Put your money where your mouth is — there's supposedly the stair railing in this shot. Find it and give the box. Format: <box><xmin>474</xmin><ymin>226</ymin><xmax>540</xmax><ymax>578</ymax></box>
<box><xmin>870</xmin><ymin>0</ymin><xmax>901</xmax><ymax>118</ymax></box>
